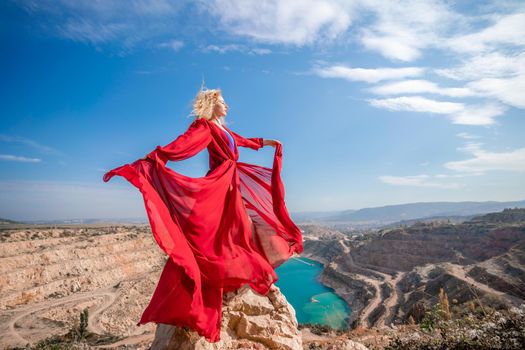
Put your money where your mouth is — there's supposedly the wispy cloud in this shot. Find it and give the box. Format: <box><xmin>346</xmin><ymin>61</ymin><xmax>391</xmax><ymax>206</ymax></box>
<box><xmin>201</xmin><ymin>0</ymin><xmax>352</xmax><ymax>46</ymax></box>
<box><xmin>200</xmin><ymin>44</ymin><xmax>271</xmax><ymax>55</ymax></box>
<box><xmin>57</xmin><ymin>18</ymin><xmax>129</xmax><ymax>45</ymax></box>
<box><xmin>357</xmin><ymin>0</ymin><xmax>461</xmax><ymax>61</ymax></box>
<box><xmin>312</xmin><ymin>65</ymin><xmax>424</xmax><ymax>83</ymax></box>
<box><xmin>369</xmin><ymin>80</ymin><xmax>475</xmax><ymax>98</ymax></box>
<box><xmin>311</xmin><ymin>3</ymin><xmax>524</xmax><ymax>118</ymax></box>
<box><xmin>456</xmin><ymin>132</ymin><xmax>480</xmax><ymax>140</ymax></box>
<box><xmin>452</xmin><ymin>104</ymin><xmax>507</xmax><ymax>126</ymax></box>
<box><xmin>435</xmin><ymin>12</ymin><xmax>525</xmax><ymax>111</ymax></box>
<box><xmin>446</xmin><ymin>12</ymin><xmax>525</xmax><ymax>54</ymax></box>
<box><xmin>435</xmin><ymin>52</ymin><xmax>525</xmax><ymax>81</ymax></box>
<box><xmin>445</xmin><ymin>143</ymin><xmax>525</xmax><ymax>173</ymax></box>
<box><xmin>379</xmin><ymin>139</ymin><xmax>525</xmax><ymax>189</ymax></box>
<box><xmin>0</xmin><ymin>154</ymin><xmax>42</xmax><ymax>163</ymax></box>
<box><xmin>379</xmin><ymin>174</ymin><xmax>462</xmax><ymax>189</ymax></box>
<box><xmin>368</xmin><ymin>96</ymin><xmax>462</xmax><ymax>114</ymax></box>
<box><xmin>157</xmin><ymin>39</ymin><xmax>185</xmax><ymax>51</ymax></box>
<box><xmin>0</xmin><ymin>134</ymin><xmax>63</xmax><ymax>156</ymax></box>
<box><xmin>467</xmin><ymin>75</ymin><xmax>525</xmax><ymax>109</ymax></box>
<box><xmin>368</xmin><ymin>96</ymin><xmax>506</xmax><ymax>125</ymax></box>
<box><xmin>434</xmin><ymin>172</ymin><xmax>484</xmax><ymax>178</ymax></box>
<box><xmin>17</xmin><ymin>0</ymin><xmax>186</xmax><ymax>53</ymax></box>
<box><xmin>438</xmin><ymin>53</ymin><xmax>524</xmax><ymax>108</ymax></box>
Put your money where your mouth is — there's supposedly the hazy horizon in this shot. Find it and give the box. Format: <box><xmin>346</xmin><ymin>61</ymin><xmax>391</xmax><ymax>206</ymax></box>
<box><xmin>3</xmin><ymin>198</ymin><xmax>525</xmax><ymax>222</ymax></box>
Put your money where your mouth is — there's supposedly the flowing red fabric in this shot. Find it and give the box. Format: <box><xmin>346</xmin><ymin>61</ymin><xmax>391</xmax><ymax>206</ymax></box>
<box><xmin>102</xmin><ymin>118</ymin><xmax>303</xmax><ymax>342</ymax></box>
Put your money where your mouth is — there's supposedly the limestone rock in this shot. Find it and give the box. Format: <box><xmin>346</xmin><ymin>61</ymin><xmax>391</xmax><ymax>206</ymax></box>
<box><xmin>324</xmin><ymin>339</ymin><xmax>369</xmax><ymax>350</ymax></box>
<box><xmin>150</xmin><ymin>284</ymin><xmax>302</xmax><ymax>350</ymax></box>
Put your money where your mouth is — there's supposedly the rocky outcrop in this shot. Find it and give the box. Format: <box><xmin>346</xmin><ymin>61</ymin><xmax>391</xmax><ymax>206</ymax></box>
<box><xmin>150</xmin><ymin>284</ymin><xmax>302</xmax><ymax>350</ymax></box>
<box><xmin>302</xmin><ymin>238</ymin><xmax>346</xmax><ymax>265</ymax></box>
<box><xmin>317</xmin><ymin>264</ymin><xmax>374</xmax><ymax>328</ymax></box>
<box><xmin>0</xmin><ymin>226</ymin><xmax>165</xmax><ymax>310</ymax></box>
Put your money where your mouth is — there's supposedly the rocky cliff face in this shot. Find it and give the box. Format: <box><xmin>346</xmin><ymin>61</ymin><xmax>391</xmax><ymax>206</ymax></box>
<box><xmin>0</xmin><ymin>225</ymin><xmax>165</xmax><ymax>348</ymax></box>
<box><xmin>301</xmin><ymin>209</ymin><xmax>525</xmax><ymax>329</ymax></box>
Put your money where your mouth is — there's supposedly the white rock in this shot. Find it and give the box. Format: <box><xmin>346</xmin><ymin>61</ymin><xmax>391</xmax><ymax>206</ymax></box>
<box><xmin>150</xmin><ymin>284</ymin><xmax>302</xmax><ymax>350</ymax></box>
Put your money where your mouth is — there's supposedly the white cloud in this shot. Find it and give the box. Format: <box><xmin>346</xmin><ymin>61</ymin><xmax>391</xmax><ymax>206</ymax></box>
<box><xmin>379</xmin><ymin>174</ymin><xmax>462</xmax><ymax>189</ymax></box>
<box><xmin>200</xmin><ymin>44</ymin><xmax>271</xmax><ymax>55</ymax></box>
<box><xmin>360</xmin><ymin>28</ymin><xmax>421</xmax><ymax>62</ymax></box>
<box><xmin>456</xmin><ymin>132</ymin><xmax>480</xmax><ymax>140</ymax></box>
<box><xmin>370</xmin><ymin>79</ymin><xmax>475</xmax><ymax>97</ymax></box>
<box><xmin>467</xmin><ymin>75</ymin><xmax>525</xmax><ymax>109</ymax></box>
<box><xmin>0</xmin><ymin>134</ymin><xmax>63</xmax><ymax>156</ymax></box>
<box><xmin>312</xmin><ymin>65</ymin><xmax>424</xmax><ymax>83</ymax></box>
<box><xmin>357</xmin><ymin>0</ymin><xmax>461</xmax><ymax>61</ymax></box>
<box><xmin>435</xmin><ymin>52</ymin><xmax>525</xmax><ymax>80</ymax></box>
<box><xmin>380</xmin><ymin>139</ymin><xmax>525</xmax><ymax>189</ymax></box>
<box><xmin>57</xmin><ymin>18</ymin><xmax>129</xmax><ymax>45</ymax></box>
<box><xmin>357</xmin><ymin>5</ymin><xmax>525</xmax><ymax>113</ymax></box>
<box><xmin>434</xmin><ymin>172</ymin><xmax>484</xmax><ymax>178</ymax></box>
<box><xmin>17</xmin><ymin>0</ymin><xmax>185</xmax><ymax>53</ymax></box>
<box><xmin>456</xmin><ymin>141</ymin><xmax>483</xmax><ymax>154</ymax></box>
<box><xmin>157</xmin><ymin>39</ymin><xmax>185</xmax><ymax>51</ymax></box>
<box><xmin>0</xmin><ymin>154</ymin><xmax>42</xmax><ymax>163</ymax></box>
<box><xmin>251</xmin><ymin>48</ymin><xmax>272</xmax><ymax>55</ymax></box>
<box><xmin>369</xmin><ymin>96</ymin><xmax>463</xmax><ymax>114</ymax></box>
<box><xmin>201</xmin><ymin>0</ymin><xmax>352</xmax><ymax>46</ymax></box>
<box><xmin>369</xmin><ymin>96</ymin><xmax>506</xmax><ymax>125</ymax></box>
<box><xmin>445</xmin><ymin>143</ymin><xmax>525</xmax><ymax>173</ymax></box>
<box><xmin>452</xmin><ymin>104</ymin><xmax>507</xmax><ymax>126</ymax></box>
<box><xmin>447</xmin><ymin>12</ymin><xmax>525</xmax><ymax>53</ymax></box>
<box><xmin>435</xmin><ymin>52</ymin><xmax>525</xmax><ymax>110</ymax></box>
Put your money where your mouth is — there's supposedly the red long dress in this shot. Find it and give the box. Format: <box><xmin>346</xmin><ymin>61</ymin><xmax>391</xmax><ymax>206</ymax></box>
<box><xmin>102</xmin><ymin>118</ymin><xmax>303</xmax><ymax>342</ymax></box>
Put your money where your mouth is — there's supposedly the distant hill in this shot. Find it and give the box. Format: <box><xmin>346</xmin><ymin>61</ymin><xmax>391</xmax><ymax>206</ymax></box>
<box><xmin>0</xmin><ymin>218</ymin><xmax>23</xmax><ymax>225</ymax></box>
<box><xmin>291</xmin><ymin>210</ymin><xmax>355</xmax><ymax>222</ymax></box>
<box><xmin>292</xmin><ymin>200</ymin><xmax>525</xmax><ymax>227</ymax></box>
<box><xmin>4</xmin><ymin>217</ymin><xmax>148</xmax><ymax>225</ymax></box>
<box><xmin>468</xmin><ymin>207</ymin><xmax>525</xmax><ymax>224</ymax></box>
<box><xmin>380</xmin><ymin>214</ymin><xmax>473</xmax><ymax>229</ymax></box>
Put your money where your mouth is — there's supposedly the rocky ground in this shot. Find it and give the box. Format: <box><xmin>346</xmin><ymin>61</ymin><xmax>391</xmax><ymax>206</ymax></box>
<box><xmin>1</xmin><ymin>208</ymin><xmax>524</xmax><ymax>349</ymax></box>
<box><xmin>0</xmin><ymin>225</ymin><xmax>163</xmax><ymax>349</ymax></box>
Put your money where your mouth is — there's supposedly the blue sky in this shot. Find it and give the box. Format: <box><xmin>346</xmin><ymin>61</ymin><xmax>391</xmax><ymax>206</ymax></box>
<box><xmin>1</xmin><ymin>0</ymin><xmax>524</xmax><ymax>221</ymax></box>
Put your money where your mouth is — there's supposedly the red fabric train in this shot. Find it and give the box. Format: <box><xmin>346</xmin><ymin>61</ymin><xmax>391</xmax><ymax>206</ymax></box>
<box><xmin>102</xmin><ymin>118</ymin><xmax>303</xmax><ymax>342</ymax></box>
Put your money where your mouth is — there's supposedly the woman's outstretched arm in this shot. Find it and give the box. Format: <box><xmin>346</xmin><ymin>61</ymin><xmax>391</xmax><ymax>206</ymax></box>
<box><xmin>228</xmin><ymin>128</ymin><xmax>281</xmax><ymax>150</ymax></box>
<box><xmin>227</xmin><ymin>129</ymin><xmax>265</xmax><ymax>151</ymax></box>
<box><xmin>144</xmin><ymin>118</ymin><xmax>212</xmax><ymax>165</ymax></box>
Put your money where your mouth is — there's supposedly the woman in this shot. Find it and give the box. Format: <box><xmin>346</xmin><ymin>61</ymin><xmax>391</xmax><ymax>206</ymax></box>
<box><xmin>103</xmin><ymin>87</ymin><xmax>303</xmax><ymax>342</ymax></box>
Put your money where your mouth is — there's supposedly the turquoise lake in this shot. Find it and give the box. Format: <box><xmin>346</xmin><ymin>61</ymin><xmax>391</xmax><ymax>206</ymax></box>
<box><xmin>274</xmin><ymin>256</ymin><xmax>351</xmax><ymax>329</ymax></box>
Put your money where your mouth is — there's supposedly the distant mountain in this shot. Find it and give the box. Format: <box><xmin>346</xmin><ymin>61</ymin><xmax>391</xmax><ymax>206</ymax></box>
<box><xmin>292</xmin><ymin>200</ymin><xmax>525</xmax><ymax>226</ymax></box>
<box><xmin>380</xmin><ymin>214</ymin><xmax>474</xmax><ymax>229</ymax></box>
<box><xmin>290</xmin><ymin>210</ymin><xmax>354</xmax><ymax>222</ymax></box>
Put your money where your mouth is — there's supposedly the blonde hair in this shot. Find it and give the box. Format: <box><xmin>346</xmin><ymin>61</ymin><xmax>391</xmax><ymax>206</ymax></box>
<box><xmin>191</xmin><ymin>87</ymin><xmax>222</xmax><ymax>121</ymax></box>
